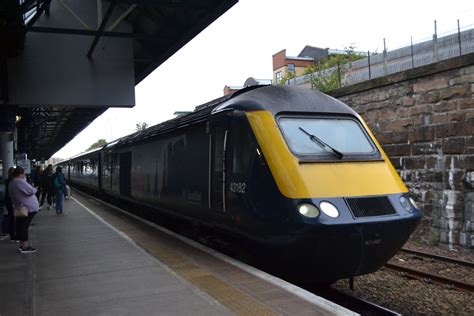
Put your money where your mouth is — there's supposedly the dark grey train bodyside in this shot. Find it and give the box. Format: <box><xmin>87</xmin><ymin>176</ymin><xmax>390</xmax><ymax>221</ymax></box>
<box><xmin>62</xmin><ymin>100</ymin><xmax>263</xmax><ymax>235</ymax></box>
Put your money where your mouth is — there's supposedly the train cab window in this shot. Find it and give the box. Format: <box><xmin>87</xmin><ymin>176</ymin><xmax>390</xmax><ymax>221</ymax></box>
<box><xmin>278</xmin><ymin>116</ymin><xmax>380</xmax><ymax>161</ymax></box>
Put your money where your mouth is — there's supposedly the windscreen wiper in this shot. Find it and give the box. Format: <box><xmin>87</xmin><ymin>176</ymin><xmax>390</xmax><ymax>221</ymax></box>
<box><xmin>298</xmin><ymin>127</ymin><xmax>343</xmax><ymax>159</ymax></box>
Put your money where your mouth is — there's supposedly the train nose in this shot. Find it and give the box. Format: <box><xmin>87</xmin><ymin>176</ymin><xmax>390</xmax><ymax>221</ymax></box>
<box><xmin>351</xmin><ymin>219</ymin><xmax>420</xmax><ymax>276</ymax></box>
<box><xmin>280</xmin><ymin>218</ymin><xmax>420</xmax><ymax>284</ymax></box>
<box><xmin>363</xmin><ymin>232</ymin><xmax>382</xmax><ymax>245</ymax></box>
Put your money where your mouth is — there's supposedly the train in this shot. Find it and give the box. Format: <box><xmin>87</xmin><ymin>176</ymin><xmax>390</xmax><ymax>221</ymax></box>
<box><xmin>59</xmin><ymin>84</ymin><xmax>422</xmax><ymax>284</ymax></box>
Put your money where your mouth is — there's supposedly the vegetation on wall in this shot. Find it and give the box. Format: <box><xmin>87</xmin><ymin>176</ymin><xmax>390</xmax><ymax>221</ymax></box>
<box><xmin>279</xmin><ymin>71</ymin><xmax>296</xmax><ymax>85</ymax></box>
<box><xmin>135</xmin><ymin>121</ymin><xmax>149</xmax><ymax>131</ymax></box>
<box><xmin>304</xmin><ymin>46</ymin><xmax>365</xmax><ymax>93</ymax></box>
<box><xmin>86</xmin><ymin>138</ymin><xmax>107</xmax><ymax>151</ymax></box>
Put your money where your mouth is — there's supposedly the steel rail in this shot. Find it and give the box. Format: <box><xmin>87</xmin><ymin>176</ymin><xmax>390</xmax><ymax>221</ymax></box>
<box><xmin>400</xmin><ymin>247</ymin><xmax>474</xmax><ymax>268</ymax></box>
<box><xmin>313</xmin><ymin>287</ymin><xmax>401</xmax><ymax>316</ymax></box>
<box><xmin>384</xmin><ymin>262</ymin><xmax>474</xmax><ymax>292</ymax></box>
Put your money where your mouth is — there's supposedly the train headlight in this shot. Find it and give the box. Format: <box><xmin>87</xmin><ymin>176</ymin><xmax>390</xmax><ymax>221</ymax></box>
<box><xmin>319</xmin><ymin>201</ymin><xmax>339</xmax><ymax>218</ymax></box>
<box><xmin>409</xmin><ymin>197</ymin><xmax>418</xmax><ymax>210</ymax></box>
<box><xmin>298</xmin><ymin>203</ymin><xmax>320</xmax><ymax>218</ymax></box>
<box><xmin>399</xmin><ymin>196</ymin><xmax>412</xmax><ymax>212</ymax></box>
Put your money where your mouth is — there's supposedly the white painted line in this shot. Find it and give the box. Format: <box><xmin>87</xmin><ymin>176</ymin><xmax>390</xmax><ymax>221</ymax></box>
<box><xmin>71</xmin><ymin>197</ymin><xmax>136</xmax><ymax>244</ymax></box>
<box><xmin>72</xmin><ymin>193</ymin><xmax>356</xmax><ymax>316</ymax></box>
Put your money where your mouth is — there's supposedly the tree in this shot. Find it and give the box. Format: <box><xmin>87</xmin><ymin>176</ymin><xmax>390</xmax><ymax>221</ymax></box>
<box><xmin>279</xmin><ymin>70</ymin><xmax>296</xmax><ymax>85</ymax></box>
<box><xmin>135</xmin><ymin>122</ymin><xmax>149</xmax><ymax>131</ymax></box>
<box><xmin>86</xmin><ymin>139</ymin><xmax>107</xmax><ymax>151</ymax></box>
<box><xmin>304</xmin><ymin>45</ymin><xmax>365</xmax><ymax>93</ymax></box>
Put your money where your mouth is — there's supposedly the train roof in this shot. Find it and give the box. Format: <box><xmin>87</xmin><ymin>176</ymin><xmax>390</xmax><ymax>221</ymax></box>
<box><xmin>64</xmin><ymin>146</ymin><xmax>102</xmax><ymax>162</ymax></box>
<box><xmin>213</xmin><ymin>85</ymin><xmax>357</xmax><ymax>116</ymax></box>
<box><xmin>106</xmin><ymin>85</ymin><xmax>358</xmax><ymax>149</ymax></box>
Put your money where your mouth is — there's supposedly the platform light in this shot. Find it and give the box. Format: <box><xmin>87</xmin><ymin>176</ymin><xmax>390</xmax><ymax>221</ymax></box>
<box><xmin>298</xmin><ymin>203</ymin><xmax>320</xmax><ymax>218</ymax></box>
<box><xmin>319</xmin><ymin>201</ymin><xmax>339</xmax><ymax>218</ymax></box>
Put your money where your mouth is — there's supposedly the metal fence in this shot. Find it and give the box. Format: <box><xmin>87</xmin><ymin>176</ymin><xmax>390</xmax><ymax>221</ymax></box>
<box><xmin>287</xmin><ymin>23</ymin><xmax>474</xmax><ymax>89</ymax></box>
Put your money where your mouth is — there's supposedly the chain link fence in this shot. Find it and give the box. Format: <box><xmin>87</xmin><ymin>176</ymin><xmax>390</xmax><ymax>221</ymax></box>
<box><xmin>287</xmin><ymin>23</ymin><xmax>474</xmax><ymax>89</ymax></box>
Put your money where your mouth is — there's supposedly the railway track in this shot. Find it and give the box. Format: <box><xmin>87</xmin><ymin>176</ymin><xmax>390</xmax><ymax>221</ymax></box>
<box><xmin>384</xmin><ymin>247</ymin><xmax>474</xmax><ymax>292</ymax></box>
<box><xmin>312</xmin><ymin>287</ymin><xmax>401</xmax><ymax>315</ymax></box>
<box><xmin>400</xmin><ymin>247</ymin><xmax>474</xmax><ymax>268</ymax></box>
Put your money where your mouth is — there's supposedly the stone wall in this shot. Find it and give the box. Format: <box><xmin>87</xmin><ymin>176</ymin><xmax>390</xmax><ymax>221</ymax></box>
<box><xmin>329</xmin><ymin>53</ymin><xmax>474</xmax><ymax>249</ymax></box>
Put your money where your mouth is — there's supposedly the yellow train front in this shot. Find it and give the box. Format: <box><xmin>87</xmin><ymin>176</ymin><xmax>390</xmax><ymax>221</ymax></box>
<box><xmin>217</xmin><ymin>85</ymin><xmax>422</xmax><ymax>284</ymax></box>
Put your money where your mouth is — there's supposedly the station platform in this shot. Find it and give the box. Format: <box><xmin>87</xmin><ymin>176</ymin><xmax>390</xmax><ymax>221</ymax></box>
<box><xmin>0</xmin><ymin>191</ymin><xmax>354</xmax><ymax>316</ymax></box>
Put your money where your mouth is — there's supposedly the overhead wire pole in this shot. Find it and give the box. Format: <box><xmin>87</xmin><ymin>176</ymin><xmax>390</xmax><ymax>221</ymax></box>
<box><xmin>87</xmin><ymin>0</ymin><xmax>116</xmax><ymax>58</ymax></box>
<box><xmin>367</xmin><ymin>50</ymin><xmax>371</xmax><ymax>79</ymax></box>
<box><xmin>457</xmin><ymin>19</ymin><xmax>462</xmax><ymax>55</ymax></box>
<box><xmin>433</xmin><ymin>20</ymin><xmax>439</xmax><ymax>62</ymax></box>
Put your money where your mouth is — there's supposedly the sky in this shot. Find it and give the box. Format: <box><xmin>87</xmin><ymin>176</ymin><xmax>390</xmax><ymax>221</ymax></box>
<box><xmin>53</xmin><ymin>0</ymin><xmax>474</xmax><ymax>159</ymax></box>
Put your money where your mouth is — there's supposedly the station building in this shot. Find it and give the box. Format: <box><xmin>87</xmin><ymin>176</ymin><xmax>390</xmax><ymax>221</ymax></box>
<box><xmin>272</xmin><ymin>46</ymin><xmax>348</xmax><ymax>84</ymax></box>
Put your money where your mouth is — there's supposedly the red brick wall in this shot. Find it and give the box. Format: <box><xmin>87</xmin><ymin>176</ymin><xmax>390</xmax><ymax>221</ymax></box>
<box><xmin>272</xmin><ymin>50</ymin><xmax>287</xmax><ymax>70</ymax></box>
<box><xmin>272</xmin><ymin>49</ymin><xmax>314</xmax><ymax>70</ymax></box>
<box><xmin>223</xmin><ymin>86</ymin><xmax>240</xmax><ymax>95</ymax></box>
<box><xmin>286</xmin><ymin>58</ymin><xmax>314</xmax><ymax>68</ymax></box>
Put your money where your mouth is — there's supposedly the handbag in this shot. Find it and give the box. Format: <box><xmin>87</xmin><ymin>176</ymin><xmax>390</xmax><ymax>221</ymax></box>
<box><xmin>14</xmin><ymin>205</ymin><xmax>28</xmax><ymax>217</ymax></box>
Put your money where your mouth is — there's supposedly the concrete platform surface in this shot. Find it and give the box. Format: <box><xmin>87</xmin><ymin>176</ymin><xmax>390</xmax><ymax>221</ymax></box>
<box><xmin>0</xmin><ymin>191</ymin><xmax>354</xmax><ymax>316</ymax></box>
<box><xmin>0</xmin><ymin>199</ymin><xmax>231</xmax><ymax>316</ymax></box>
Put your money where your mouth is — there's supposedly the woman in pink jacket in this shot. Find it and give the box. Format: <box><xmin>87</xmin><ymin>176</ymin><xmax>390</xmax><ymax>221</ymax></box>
<box><xmin>8</xmin><ymin>166</ymin><xmax>40</xmax><ymax>253</ymax></box>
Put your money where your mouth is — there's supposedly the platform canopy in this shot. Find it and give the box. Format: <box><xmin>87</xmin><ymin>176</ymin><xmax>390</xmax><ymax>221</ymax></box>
<box><xmin>0</xmin><ymin>0</ymin><xmax>237</xmax><ymax>160</ymax></box>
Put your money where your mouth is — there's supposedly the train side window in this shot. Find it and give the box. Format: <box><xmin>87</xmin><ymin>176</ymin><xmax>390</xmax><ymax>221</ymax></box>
<box><xmin>213</xmin><ymin>127</ymin><xmax>224</xmax><ymax>173</ymax></box>
<box><xmin>232</xmin><ymin>121</ymin><xmax>254</xmax><ymax>175</ymax></box>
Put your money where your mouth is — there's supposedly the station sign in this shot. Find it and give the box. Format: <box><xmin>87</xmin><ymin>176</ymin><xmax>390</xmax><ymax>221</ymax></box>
<box><xmin>16</xmin><ymin>159</ymin><xmax>31</xmax><ymax>175</ymax></box>
<box><xmin>15</xmin><ymin>153</ymin><xmax>27</xmax><ymax>159</ymax></box>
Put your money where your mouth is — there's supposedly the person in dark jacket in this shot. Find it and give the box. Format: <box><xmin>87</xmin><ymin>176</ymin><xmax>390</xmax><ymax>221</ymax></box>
<box><xmin>40</xmin><ymin>164</ymin><xmax>54</xmax><ymax>209</ymax></box>
<box><xmin>0</xmin><ymin>179</ymin><xmax>8</xmax><ymax>240</ymax></box>
<box><xmin>3</xmin><ymin>167</ymin><xmax>17</xmax><ymax>242</ymax></box>
<box><xmin>53</xmin><ymin>166</ymin><xmax>67</xmax><ymax>216</ymax></box>
<box><xmin>32</xmin><ymin>165</ymin><xmax>43</xmax><ymax>199</ymax></box>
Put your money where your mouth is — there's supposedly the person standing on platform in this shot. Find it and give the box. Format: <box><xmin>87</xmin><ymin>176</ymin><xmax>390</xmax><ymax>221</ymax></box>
<box><xmin>32</xmin><ymin>165</ymin><xmax>43</xmax><ymax>200</ymax></box>
<box><xmin>0</xmin><ymin>186</ymin><xmax>8</xmax><ymax>240</ymax></box>
<box><xmin>40</xmin><ymin>165</ymin><xmax>54</xmax><ymax>209</ymax></box>
<box><xmin>3</xmin><ymin>167</ymin><xmax>17</xmax><ymax>242</ymax></box>
<box><xmin>53</xmin><ymin>166</ymin><xmax>67</xmax><ymax>216</ymax></box>
<box><xmin>0</xmin><ymin>208</ymin><xmax>8</xmax><ymax>240</ymax></box>
<box><xmin>8</xmin><ymin>166</ymin><xmax>39</xmax><ymax>253</ymax></box>
<box><xmin>0</xmin><ymin>173</ymin><xmax>8</xmax><ymax>240</ymax></box>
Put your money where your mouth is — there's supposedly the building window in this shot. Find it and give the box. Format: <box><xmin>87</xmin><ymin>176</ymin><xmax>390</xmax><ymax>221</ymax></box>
<box><xmin>276</xmin><ymin>71</ymin><xmax>282</xmax><ymax>83</ymax></box>
<box><xmin>287</xmin><ymin>63</ymin><xmax>295</xmax><ymax>76</ymax></box>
